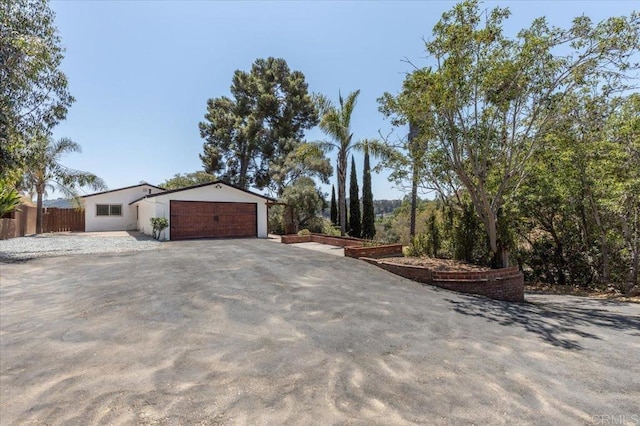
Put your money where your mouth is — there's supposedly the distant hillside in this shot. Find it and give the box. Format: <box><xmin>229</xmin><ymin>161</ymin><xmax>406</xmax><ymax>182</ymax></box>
<box><xmin>322</xmin><ymin>199</ymin><xmax>403</xmax><ymax>218</ymax></box>
<box><xmin>42</xmin><ymin>198</ymin><xmax>72</xmax><ymax>208</ymax></box>
<box><xmin>373</xmin><ymin>199</ymin><xmax>402</xmax><ymax>217</ymax></box>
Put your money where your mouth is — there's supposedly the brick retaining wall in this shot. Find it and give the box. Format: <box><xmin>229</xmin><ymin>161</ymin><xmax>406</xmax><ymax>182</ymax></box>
<box><xmin>280</xmin><ymin>234</ymin><xmax>362</xmax><ymax>247</ymax></box>
<box><xmin>362</xmin><ymin>259</ymin><xmax>524</xmax><ymax>302</ymax></box>
<box><xmin>344</xmin><ymin>244</ymin><xmax>404</xmax><ymax>259</ymax></box>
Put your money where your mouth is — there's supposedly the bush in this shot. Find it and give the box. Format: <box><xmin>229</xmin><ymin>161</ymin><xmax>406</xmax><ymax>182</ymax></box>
<box><xmin>297</xmin><ymin>229</ymin><xmax>311</xmax><ymax>236</ymax></box>
<box><xmin>406</xmin><ymin>233</ymin><xmax>430</xmax><ymax>257</ymax></box>
<box><xmin>268</xmin><ymin>205</ymin><xmax>285</xmax><ymax>234</ymax></box>
<box><xmin>150</xmin><ymin>217</ymin><xmax>168</xmax><ymax>240</ymax></box>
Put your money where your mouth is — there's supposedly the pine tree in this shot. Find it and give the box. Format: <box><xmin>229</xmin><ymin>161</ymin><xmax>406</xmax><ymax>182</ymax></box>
<box><xmin>330</xmin><ymin>185</ymin><xmax>338</xmax><ymax>225</ymax></box>
<box><xmin>348</xmin><ymin>156</ymin><xmax>361</xmax><ymax>238</ymax></box>
<box><xmin>362</xmin><ymin>145</ymin><xmax>376</xmax><ymax>239</ymax></box>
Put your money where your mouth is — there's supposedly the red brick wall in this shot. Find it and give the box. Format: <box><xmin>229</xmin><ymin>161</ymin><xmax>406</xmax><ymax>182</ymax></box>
<box><xmin>344</xmin><ymin>244</ymin><xmax>404</xmax><ymax>259</ymax></box>
<box><xmin>362</xmin><ymin>259</ymin><xmax>524</xmax><ymax>302</ymax></box>
<box><xmin>280</xmin><ymin>234</ymin><xmax>362</xmax><ymax>247</ymax></box>
<box><xmin>281</xmin><ymin>235</ymin><xmax>312</xmax><ymax>244</ymax></box>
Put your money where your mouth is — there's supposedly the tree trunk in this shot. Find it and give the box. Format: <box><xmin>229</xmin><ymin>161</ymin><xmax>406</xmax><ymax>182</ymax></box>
<box><xmin>626</xmin><ymin>207</ymin><xmax>639</xmax><ymax>293</ymax></box>
<box><xmin>36</xmin><ymin>188</ymin><xmax>43</xmax><ymax>234</ymax></box>
<box><xmin>549</xmin><ymin>227</ymin><xmax>567</xmax><ymax>286</ymax></box>
<box><xmin>410</xmin><ymin>165</ymin><xmax>418</xmax><ymax>239</ymax></box>
<box><xmin>486</xmin><ymin>211</ymin><xmax>510</xmax><ymax>268</ymax></box>
<box><xmin>238</xmin><ymin>154</ymin><xmax>250</xmax><ymax>189</ymax></box>
<box><xmin>337</xmin><ymin>154</ymin><xmax>347</xmax><ymax>236</ymax></box>
<box><xmin>408</xmin><ymin>121</ymin><xmax>419</xmax><ymax>239</ymax></box>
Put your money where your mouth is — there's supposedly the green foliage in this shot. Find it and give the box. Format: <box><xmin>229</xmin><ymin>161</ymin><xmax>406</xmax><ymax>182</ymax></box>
<box><xmin>452</xmin><ymin>203</ymin><xmax>486</xmax><ymax>264</ymax></box>
<box><xmin>330</xmin><ymin>185</ymin><xmax>338</xmax><ymax>226</ymax></box>
<box><xmin>267</xmin><ymin>204</ymin><xmax>285</xmax><ymax>234</ymax></box>
<box><xmin>406</xmin><ymin>234</ymin><xmax>430</xmax><ymax>257</ymax></box>
<box><xmin>405</xmin><ymin>213</ymin><xmax>442</xmax><ymax>258</ymax></box>
<box><xmin>159</xmin><ymin>171</ymin><xmax>216</xmax><ymax>190</ymax></box>
<box><xmin>1</xmin><ymin>0</ymin><xmax>74</xmax><ymax>181</ymax></box>
<box><xmin>315</xmin><ymin>89</ymin><xmax>362</xmax><ymax>236</ymax></box>
<box><xmin>348</xmin><ymin>156</ymin><xmax>361</xmax><ymax>238</ymax></box>
<box><xmin>297</xmin><ymin>229</ymin><xmax>311</xmax><ymax>236</ymax></box>
<box><xmin>387</xmin><ymin>0</ymin><xmax>640</xmax><ymax>267</ymax></box>
<box><xmin>0</xmin><ymin>183</ymin><xmax>21</xmax><ymax>216</ymax></box>
<box><xmin>280</xmin><ymin>176</ymin><xmax>325</xmax><ymax>231</ymax></box>
<box><xmin>269</xmin><ymin>143</ymin><xmax>332</xmax><ymax>196</ymax></box>
<box><xmin>22</xmin><ymin>134</ymin><xmax>106</xmax><ymax>233</ymax></box>
<box><xmin>362</xmin><ymin>146</ymin><xmax>376</xmax><ymax>239</ymax></box>
<box><xmin>321</xmin><ymin>218</ymin><xmax>341</xmax><ymax>237</ymax></box>
<box><xmin>199</xmin><ymin>57</ymin><xmax>317</xmax><ymax>190</ymax></box>
<box><xmin>376</xmin><ymin>197</ymin><xmax>440</xmax><ymax>246</ymax></box>
<box><xmin>513</xmin><ymin>91</ymin><xmax>640</xmax><ymax>291</ymax></box>
<box><xmin>426</xmin><ymin>212</ymin><xmax>441</xmax><ymax>257</ymax></box>
<box><xmin>150</xmin><ymin>217</ymin><xmax>168</xmax><ymax>240</ymax></box>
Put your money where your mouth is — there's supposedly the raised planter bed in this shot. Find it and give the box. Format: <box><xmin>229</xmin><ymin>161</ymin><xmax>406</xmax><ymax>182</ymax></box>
<box><xmin>344</xmin><ymin>244</ymin><xmax>404</xmax><ymax>259</ymax></box>
<box><xmin>281</xmin><ymin>234</ymin><xmax>401</xmax><ymax>259</ymax></box>
<box><xmin>280</xmin><ymin>233</ymin><xmax>363</xmax><ymax>247</ymax></box>
<box><xmin>362</xmin><ymin>258</ymin><xmax>524</xmax><ymax>302</ymax></box>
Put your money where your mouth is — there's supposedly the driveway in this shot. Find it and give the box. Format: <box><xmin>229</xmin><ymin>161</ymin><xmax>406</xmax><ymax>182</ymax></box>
<box><xmin>1</xmin><ymin>239</ymin><xmax>638</xmax><ymax>425</ymax></box>
<box><xmin>0</xmin><ymin>231</ymin><xmax>160</xmax><ymax>261</ymax></box>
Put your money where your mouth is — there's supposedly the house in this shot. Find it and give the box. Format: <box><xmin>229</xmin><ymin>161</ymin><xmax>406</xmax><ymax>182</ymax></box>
<box><xmin>82</xmin><ymin>183</ymin><xmax>166</xmax><ymax>232</ymax></box>
<box><xmin>82</xmin><ymin>181</ymin><xmax>273</xmax><ymax>240</ymax></box>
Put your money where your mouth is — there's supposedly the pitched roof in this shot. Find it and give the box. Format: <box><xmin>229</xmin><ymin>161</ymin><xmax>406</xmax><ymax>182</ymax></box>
<box><xmin>128</xmin><ymin>181</ymin><xmax>276</xmax><ymax>205</ymax></box>
<box><xmin>81</xmin><ymin>183</ymin><xmax>166</xmax><ymax>198</ymax></box>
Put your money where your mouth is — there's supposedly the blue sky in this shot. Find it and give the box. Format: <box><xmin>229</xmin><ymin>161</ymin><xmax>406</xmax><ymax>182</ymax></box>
<box><xmin>49</xmin><ymin>0</ymin><xmax>638</xmax><ymax>200</ymax></box>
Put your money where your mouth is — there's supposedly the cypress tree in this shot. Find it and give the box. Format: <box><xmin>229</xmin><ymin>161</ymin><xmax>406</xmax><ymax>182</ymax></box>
<box><xmin>348</xmin><ymin>156</ymin><xmax>361</xmax><ymax>238</ymax></box>
<box><xmin>362</xmin><ymin>145</ymin><xmax>376</xmax><ymax>239</ymax></box>
<box><xmin>330</xmin><ymin>185</ymin><xmax>338</xmax><ymax>226</ymax></box>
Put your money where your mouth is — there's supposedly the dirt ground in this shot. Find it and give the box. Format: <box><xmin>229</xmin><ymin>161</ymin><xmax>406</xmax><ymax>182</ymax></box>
<box><xmin>1</xmin><ymin>239</ymin><xmax>639</xmax><ymax>424</ymax></box>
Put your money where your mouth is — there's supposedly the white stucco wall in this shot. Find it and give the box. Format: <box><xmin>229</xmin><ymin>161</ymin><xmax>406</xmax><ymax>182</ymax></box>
<box><xmin>136</xmin><ymin>199</ymin><xmax>169</xmax><ymax>239</ymax></box>
<box><xmin>83</xmin><ymin>185</ymin><xmax>164</xmax><ymax>232</ymax></box>
<box><xmin>132</xmin><ymin>183</ymin><xmax>269</xmax><ymax>240</ymax></box>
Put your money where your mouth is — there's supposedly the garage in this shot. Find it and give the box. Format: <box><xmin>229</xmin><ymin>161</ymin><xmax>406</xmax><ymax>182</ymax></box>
<box><xmin>130</xmin><ymin>181</ymin><xmax>272</xmax><ymax>241</ymax></box>
<box><xmin>170</xmin><ymin>201</ymin><xmax>257</xmax><ymax>240</ymax></box>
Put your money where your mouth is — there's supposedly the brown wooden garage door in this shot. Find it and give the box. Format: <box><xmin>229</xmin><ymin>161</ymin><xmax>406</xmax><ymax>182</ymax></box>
<box><xmin>170</xmin><ymin>201</ymin><xmax>257</xmax><ymax>240</ymax></box>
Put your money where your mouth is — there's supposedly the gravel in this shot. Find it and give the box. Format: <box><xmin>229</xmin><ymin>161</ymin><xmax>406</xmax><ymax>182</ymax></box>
<box><xmin>0</xmin><ymin>232</ymin><xmax>161</xmax><ymax>261</ymax></box>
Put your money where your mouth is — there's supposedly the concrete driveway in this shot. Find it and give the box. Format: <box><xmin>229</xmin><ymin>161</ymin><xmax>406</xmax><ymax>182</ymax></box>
<box><xmin>1</xmin><ymin>239</ymin><xmax>638</xmax><ymax>425</ymax></box>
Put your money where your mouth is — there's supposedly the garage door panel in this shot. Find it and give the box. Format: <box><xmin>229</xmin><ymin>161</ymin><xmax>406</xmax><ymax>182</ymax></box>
<box><xmin>170</xmin><ymin>201</ymin><xmax>257</xmax><ymax>240</ymax></box>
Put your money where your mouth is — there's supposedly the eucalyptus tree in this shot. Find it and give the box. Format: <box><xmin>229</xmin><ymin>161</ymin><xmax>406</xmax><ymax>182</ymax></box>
<box><xmin>199</xmin><ymin>57</ymin><xmax>318</xmax><ymax>190</ymax></box>
<box><xmin>22</xmin><ymin>134</ymin><xmax>106</xmax><ymax>233</ymax></box>
<box><xmin>401</xmin><ymin>0</ymin><xmax>640</xmax><ymax>267</ymax></box>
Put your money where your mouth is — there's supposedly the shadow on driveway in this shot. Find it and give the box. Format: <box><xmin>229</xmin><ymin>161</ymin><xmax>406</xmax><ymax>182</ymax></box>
<box><xmin>447</xmin><ymin>295</ymin><xmax>640</xmax><ymax>350</ymax></box>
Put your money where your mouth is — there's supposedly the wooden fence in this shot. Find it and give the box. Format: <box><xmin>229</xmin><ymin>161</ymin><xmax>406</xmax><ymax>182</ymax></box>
<box><xmin>42</xmin><ymin>208</ymin><xmax>85</xmax><ymax>232</ymax></box>
<box><xmin>0</xmin><ymin>204</ymin><xmax>37</xmax><ymax>239</ymax></box>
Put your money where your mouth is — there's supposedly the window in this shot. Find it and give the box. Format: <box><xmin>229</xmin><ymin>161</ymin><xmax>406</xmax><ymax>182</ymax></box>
<box><xmin>96</xmin><ymin>204</ymin><xmax>122</xmax><ymax>216</ymax></box>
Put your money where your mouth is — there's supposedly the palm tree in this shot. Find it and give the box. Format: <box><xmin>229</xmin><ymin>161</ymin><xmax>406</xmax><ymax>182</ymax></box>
<box><xmin>315</xmin><ymin>90</ymin><xmax>362</xmax><ymax>236</ymax></box>
<box><xmin>23</xmin><ymin>135</ymin><xmax>106</xmax><ymax>233</ymax></box>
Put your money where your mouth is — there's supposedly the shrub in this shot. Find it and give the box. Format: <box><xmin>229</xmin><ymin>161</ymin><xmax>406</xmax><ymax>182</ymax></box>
<box><xmin>406</xmin><ymin>233</ymin><xmax>430</xmax><ymax>257</ymax></box>
<box><xmin>297</xmin><ymin>229</ymin><xmax>311</xmax><ymax>236</ymax></box>
<box><xmin>150</xmin><ymin>217</ymin><xmax>168</xmax><ymax>240</ymax></box>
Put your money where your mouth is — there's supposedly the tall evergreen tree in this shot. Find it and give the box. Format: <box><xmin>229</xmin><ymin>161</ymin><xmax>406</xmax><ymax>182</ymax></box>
<box><xmin>199</xmin><ymin>57</ymin><xmax>318</xmax><ymax>190</ymax></box>
<box><xmin>330</xmin><ymin>185</ymin><xmax>338</xmax><ymax>225</ymax></box>
<box><xmin>348</xmin><ymin>156</ymin><xmax>361</xmax><ymax>238</ymax></box>
<box><xmin>362</xmin><ymin>145</ymin><xmax>376</xmax><ymax>239</ymax></box>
